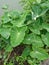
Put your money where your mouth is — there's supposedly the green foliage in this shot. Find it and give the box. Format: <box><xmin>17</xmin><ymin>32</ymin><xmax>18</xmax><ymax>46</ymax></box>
<box><xmin>10</xmin><ymin>26</ymin><xmax>27</xmax><ymax>47</ymax></box>
<box><xmin>0</xmin><ymin>0</ymin><xmax>49</xmax><ymax>65</ymax></box>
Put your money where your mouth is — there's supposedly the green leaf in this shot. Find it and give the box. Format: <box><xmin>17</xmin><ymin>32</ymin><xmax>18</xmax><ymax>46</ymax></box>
<box><xmin>41</xmin><ymin>32</ymin><xmax>49</xmax><ymax>46</ymax></box>
<box><xmin>28</xmin><ymin>58</ymin><xmax>40</xmax><ymax>65</ymax></box>
<box><xmin>23</xmin><ymin>33</ymin><xmax>44</xmax><ymax>47</ymax></box>
<box><xmin>29</xmin><ymin>19</ymin><xmax>42</xmax><ymax>34</ymax></box>
<box><xmin>11</xmin><ymin>12</ymin><xmax>27</xmax><ymax>27</ymax></box>
<box><xmin>41</xmin><ymin>1</ymin><xmax>49</xmax><ymax>8</ymax></box>
<box><xmin>5</xmin><ymin>44</ymin><xmax>13</xmax><ymax>52</ymax></box>
<box><xmin>8</xmin><ymin>62</ymin><xmax>13</xmax><ymax>65</ymax></box>
<box><xmin>32</xmin><ymin>5</ymin><xmax>42</xmax><ymax>20</ymax></box>
<box><xmin>21</xmin><ymin>46</ymin><xmax>30</xmax><ymax>59</ymax></box>
<box><xmin>9</xmin><ymin>10</ymin><xmax>20</xmax><ymax>19</ymax></box>
<box><xmin>2</xmin><ymin>10</ymin><xmax>20</xmax><ymax>24</ymax></box>
<box><xmin>42</xmin><ymin>22</ymin><xmax>49</xmax><ymax>32</ymax></box>
<box><xmin>2</xmin><ymin>14</ymin><xmax>11</xmax><ymax>23</ymax></box>
<box><xmin>36</xmin><ymin>0</ymin><xmax>41</xmax><ymax>3</ymax></box>
<box><xmin>10</xmin><ymin>26</ymin><xmax>27</xmax><ymax>47</ymax></box>
<box><xmin>32</xmin><ymin>5</ymin><xmax>48</xmax><ymax>20</ymax></box>
<box><xmin>39</xmin><ymin>8</ymin><xmax>48</xmax><ymax>17</ymax></box>
<box><xmin>2</xmin><ymin>5</ymin><xmax>8</xmax><ymax>10</ymax></box>
<box><xmin>30</xmin><ymin>48</ymin><xmax>49</xmax><ymax>60</ymax></box>
<box><xmin>0</xmin><ymin>27</ymin><xmax>11</xmax><ymax>39</ymax></box>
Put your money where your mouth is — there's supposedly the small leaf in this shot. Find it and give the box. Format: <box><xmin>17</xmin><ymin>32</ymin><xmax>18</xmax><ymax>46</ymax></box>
<box><xmin>2</xmin><ymin>5</ymin><xmax>8</xmax><ymax>10</ymax></box>
<box><xmin>41</xmin><ymin>32</ymin><xmax>49</xmax><ymax>46</ymax></box>
<box><xmin>36</xmin><ymin>0</ymin><xmax>41</xmax><ymax>3</ymax></box>
<box><xmin>8</xmin><ymin>62</ymin><xmax>13</xmax><ymax>65</ymax></box>
<box><xmin>5</xmin><ymin>44</ymin><xmax>13</xmax><ymax>52</ymax></box>
<box><xmin>0</xmin><ymin>27</ymin><xmax>11</xmax><ymax>39</ymax></box>
<box><xmin>42</xmin><ymin>22</ymin><xmax>49</xmax><ymax>32</ymax></box>
<box><xmin>41</xmin><ymin>1</ymin><xmax>49</xmax><ymax>8</ymax></box>
<box><xmin>30</xmin><ymin>48</ymin><xmax>49</xmax><ymax>60</ymax></box>
<box><xmin>21</xmin><ymin>46</ymin><xmax>30</xmax><ymax>59</ymax></box>
<box><xmin>9</xmin><ymin>10</ymin><xmax>20</xmax><ymax>19</ymax></box>
<box><xmin>2</xmin><ymin>14</ymin><xmax>11</xmax><ymax>23</ymax></box>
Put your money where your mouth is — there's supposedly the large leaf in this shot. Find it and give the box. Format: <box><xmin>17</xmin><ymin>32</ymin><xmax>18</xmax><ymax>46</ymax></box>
<box><xmin>30</xmin><ymin>48</ymin><xmax>49</xmax><ymax>60</ymax></box>
<box><xmin>10</xmin><ymin>26</ymin><xmax>27</xmax><ymax>47</ymax></box>
<box><xmin>41</xmin><ymin>32</ymin><xmax>49</xmax><ymax>46</ymax></box>
<box><xmin>23</xmin><ymin>33</ymin><xmax>44</xmax><ymax>47</ymax></box>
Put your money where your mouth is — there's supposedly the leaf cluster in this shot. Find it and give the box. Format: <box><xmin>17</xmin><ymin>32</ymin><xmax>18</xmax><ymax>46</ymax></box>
<box><xmin>0</xmin><ymin>0</ymin><xmax>49</xmax><ymax>65</ymax></box>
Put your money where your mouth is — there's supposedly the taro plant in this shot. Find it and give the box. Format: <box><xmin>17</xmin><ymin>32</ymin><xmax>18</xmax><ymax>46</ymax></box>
<box><xmin>0</xmin><ymin>0</ymin><xmax>49</xmax><ymax>65</ymax></box>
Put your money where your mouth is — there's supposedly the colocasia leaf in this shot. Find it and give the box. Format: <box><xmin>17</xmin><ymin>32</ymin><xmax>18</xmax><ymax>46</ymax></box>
<box><xmin>10</xmin><ymin>26</ymin><xmax>27</xmax><ymax>47</ymax></box>
<box><xmin>4</xmin><ymin>44</ymin><xmax>13</xmax><ymax>52</ymax></box>
<box><xmin>29</xmin><ymin>18</ymin><xmax>42</xmax><ymax>34</ymax></box>
<box><xmin>0</xmin><ymin>27</ymin><xmax>11</xmax><ymax>39</ymax></box>
<box><xmin>30</xmin><ymin>48</ymin><xmax>49</xmax><ymax>60</ymax></box>
<box><xmin>11</xmin><ymin>11</ymin><xmax>27</xmax><ymax>27</ymax></box>
<box><xmin>41</xmin><ymin>32</ymin><xmax>49</xmax><ymax>46</ymax></box>
<box><xmin>42</xmin><ymin>22</ymin><xmax>49</xmax><ymax>32</ymax></box>
<box><xmin>23</xmin><ymin>33</ymin><xmax>44</xmax><ymax>47</ymax></box>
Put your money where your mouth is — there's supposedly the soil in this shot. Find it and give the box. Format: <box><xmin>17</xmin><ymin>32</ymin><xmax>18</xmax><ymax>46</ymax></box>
<box><xmin>0</xmin><ymin>59</ymin><xmax>3</xmax><ymax>65</ymax></box>
<box><xmin>40</xmin><ymin>59</ymin><xmax>49</xmax><ymax>65</ymax></box>
<box><xmin>0</xmin><ymin>44</ymin><xmax>29</xmax><ymax>65</ymax></box>
<box><xmin>0</xmin><ymin>44</ymin><xmax>49</xmax><ymax>65</ymax></box>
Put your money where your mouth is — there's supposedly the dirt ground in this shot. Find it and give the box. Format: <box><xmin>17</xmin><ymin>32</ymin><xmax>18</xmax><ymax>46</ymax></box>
<box><xmin>0</xmin><ymin>44</ymin><xmax>49</xmax><ymax>65</ymax></box>
<box><xmin>40</xmin><ymin>59</ymin><xmax>49</xmax><ymax>65</ymax></box>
